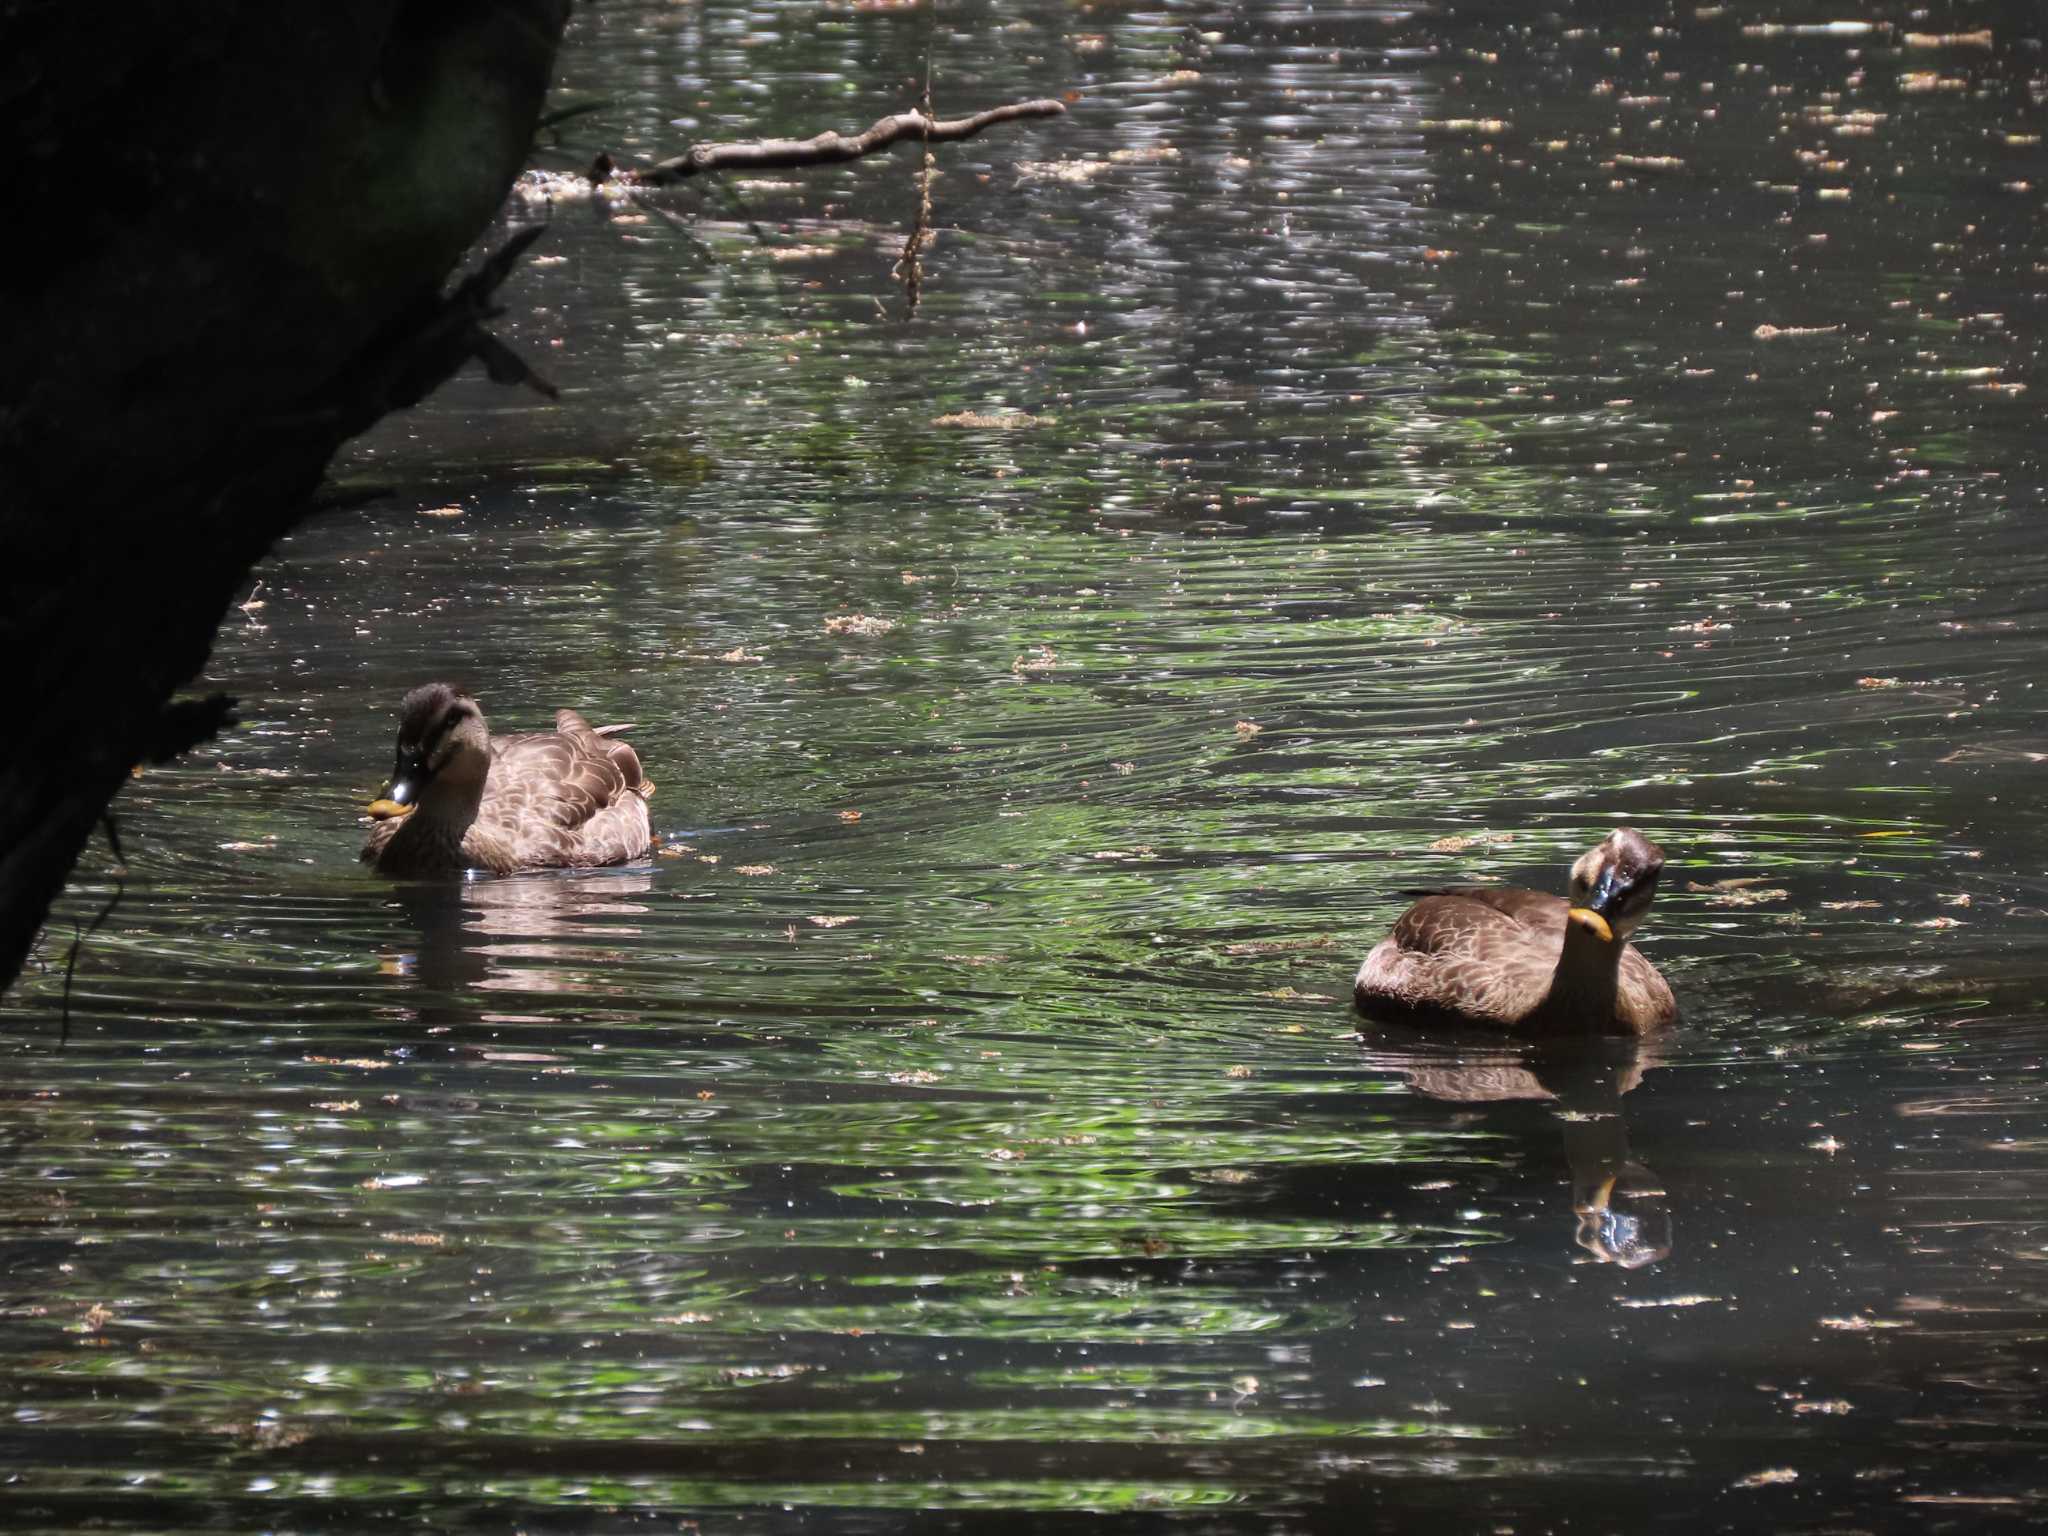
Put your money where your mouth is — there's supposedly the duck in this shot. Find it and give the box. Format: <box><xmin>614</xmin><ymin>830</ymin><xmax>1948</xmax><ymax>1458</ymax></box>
<box><xmin>1353</xmin><ymin>828</ymin><xmax>1678</xmax><ymax>1035</ymax></box>
<box><xmin>360</xmin><ymin>683</ymin><xmax>655</xmax><ymax>876</ymax></box>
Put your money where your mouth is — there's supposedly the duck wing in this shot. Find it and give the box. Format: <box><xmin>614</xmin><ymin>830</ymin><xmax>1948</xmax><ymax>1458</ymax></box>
<box><xmin>1357</xmin><ymin>888</ymin><xmax>1560</xmax><ymax>1027</ymax></box>
<box><xmin>472</xmin><ymin>714</ymin><xmax>653</xmax><ymax>869</ymax></box>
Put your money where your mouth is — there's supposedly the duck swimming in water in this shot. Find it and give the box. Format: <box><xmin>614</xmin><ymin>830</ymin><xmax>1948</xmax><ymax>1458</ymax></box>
<box><xmin>360</xmin><ymin>683</ymin><xmax>654</xmax><ymax>876</ymax></box>
<box><xmin>1354</xmin><ymin>828</ymin><xmax>1678</xmax><ymax>1035</ymax></box>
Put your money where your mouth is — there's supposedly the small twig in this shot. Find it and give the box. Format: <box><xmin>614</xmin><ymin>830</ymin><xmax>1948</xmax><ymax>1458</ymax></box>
<box><xmin>893</xmin><ymin>62</ymin><xmax>937</xmax><ymax>318</ymax></box>
<box><xmin>59</xmin><ymin>813</ymin><xmax>126</xmax><ymax>1047</ymax></box>
<box><xmin>630</xmin><ymin>98</ymin><xmax>1066</xmax><ymax>186</ymax></box>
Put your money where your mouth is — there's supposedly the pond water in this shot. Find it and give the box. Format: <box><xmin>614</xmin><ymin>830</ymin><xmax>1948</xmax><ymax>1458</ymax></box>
<box><xmin>7</xmin><ymin>3</ymin><xmax>2047</xmax><ymax>1529</ymax></box>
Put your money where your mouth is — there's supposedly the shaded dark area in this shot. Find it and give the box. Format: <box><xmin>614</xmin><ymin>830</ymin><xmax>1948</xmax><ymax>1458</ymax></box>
<box><xmin>0</xmin><ymin>0</ymin><xmax>570</xmax><ymax>986</ymax></box>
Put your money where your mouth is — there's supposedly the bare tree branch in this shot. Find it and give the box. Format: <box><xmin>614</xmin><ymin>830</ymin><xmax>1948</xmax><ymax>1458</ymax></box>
<box><xmin>629</xmin><ymin>98</ymin><xmax>1067</xmax><ymax>186</ymax></box>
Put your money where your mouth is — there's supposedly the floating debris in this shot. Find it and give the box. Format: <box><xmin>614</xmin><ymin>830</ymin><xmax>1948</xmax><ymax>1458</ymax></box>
<box><xmin>932</xmin><ymin>410</ymin><xmax>1054</xmax><ymax>430</ymax></box>
<box><xmin>1428</xmin><ymin>831</ymin><xmax>1514</xmax><ymax>854</ymax></box>
<box><xmin>1733</xmin><ymin>1468</ymin><xmax>1799</xmax><ymax>1490</ymax></box>
<box><xmin>824</xmin><ymin>614</ymin><xmax>896</xmax><ymax>638</ymax></box>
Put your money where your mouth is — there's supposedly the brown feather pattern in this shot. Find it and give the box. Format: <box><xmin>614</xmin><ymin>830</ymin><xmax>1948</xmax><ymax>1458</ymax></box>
<box><xmin>362</xmin><ymin>695</ymin><xmax>653</xmax><ymax>876</ymax></box>
<box><xmin>1354</xmin><ymin>831</ymin><xmax>1678</xmax><ymax>1036</ymax></box>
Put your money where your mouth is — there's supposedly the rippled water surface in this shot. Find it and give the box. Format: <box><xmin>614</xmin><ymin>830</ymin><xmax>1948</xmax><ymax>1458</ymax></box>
<box><xmin>8</xmin><ymin>4</ymin><xmax>2047</xmax><ymax>1529</ymax></box>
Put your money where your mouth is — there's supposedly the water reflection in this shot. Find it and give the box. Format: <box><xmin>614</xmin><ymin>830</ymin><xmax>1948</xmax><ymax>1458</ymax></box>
<box><xmin>4</xmin><ymin>0</ymin><xmax>2047</xmax><ymax>1527</ymax></box>
<box><xmin>383</xmin><ymin>868</ymin><xmax>657</xmax><ymax>1001</ymax></box>
<box><xmin>1369</xmin><ymin>1030</ymin><xmax>1674</xmax><ymax>1269</ymax></box>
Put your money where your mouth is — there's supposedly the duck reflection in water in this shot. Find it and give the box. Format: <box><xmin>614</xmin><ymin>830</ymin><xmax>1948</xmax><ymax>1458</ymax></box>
<box><xmin>380</xmin><ymin>870</ymin><xmax>656</xmax><ymax>1011</ymax></box>
<box><xmin>1379</xmin><ymin>1034</ymin><xmax>1674</xmax><ymax>1269</ymax></box>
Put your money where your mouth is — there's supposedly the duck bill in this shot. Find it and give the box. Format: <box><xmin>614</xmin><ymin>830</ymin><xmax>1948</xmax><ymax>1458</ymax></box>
<box><xmin>1566</xmin><ymin>907</ymin><xmax>1616</xmax><ymax>943</ymax></box>
<box><xmin>1567</xmin><ymin>866</ymin><xmax>1635</xmax><ymax>943</ymax></box>
<box><xmin>367</xmin><ymin>773</ymin><xmax>424</xmax><ymax>821</ymax></box>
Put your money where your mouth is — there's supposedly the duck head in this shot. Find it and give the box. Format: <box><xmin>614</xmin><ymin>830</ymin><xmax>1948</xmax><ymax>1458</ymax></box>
<box><xmin>1565</xmin><ymin>828</ymin><xmax>1665</xmax><ymax>945</ymax></box>
<box><xmin>369</xmin><ymin>683</ymin><xmax>491</xmax><ymax>817</ymax></box>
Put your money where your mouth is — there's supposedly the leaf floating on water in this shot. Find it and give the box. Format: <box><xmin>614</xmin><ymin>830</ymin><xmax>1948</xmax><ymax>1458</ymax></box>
<box><xmin>1753</xmin><ymin>323</ymin><xmax>1844</xmax><ymax>340</ymax></box>
<box><xmin>1192</xmin><ymin>1168</ymin><xmax>1256</xmax><ymax>1185</ymax></box>
<box><xmin>1222</xmin><ymin>935</ymin><xmax>1336</xmax><ymax>957</ymax></box>
<box><xmin>931</xmin><ymin>410</ymin><xmax>1054</xmax><ymax>430</ymax></box>
<box><xmin>718</xmin><ymin>1362</ymin><xmax>815</xmax><ymax>1383</ymax></box>
<box><xmin>1733</xmin><ymin>1468</ymin><xmax>1799</xmax><ymax>1489</ymax></box>
<box><xmin>1707</xmin><ymin>888</ymin><xmax>1790</xmax><ymax>908</ymax></box>
<box><xmin>304</xmin><ymin>1055</ymin><xmax>391</xmax><ymax>1070</ymax></box>
<box><xmin>78</xmin><ymin>1303</ymin><xmax>114</xmax><ymax>1333</ymax></box>
<box><xmin>1618</xmin><ymin>1294</ymin><xmax>1723</xmax><ymax>1309</ymax></box>
<box><xmin>1856</xmin><ymin>676</ymin><xmax>1904</xmax><ymax>689</ymax></box>
<box><xmin>1428</xmin><ymin>831</ymin><xmax>1514</xmax><ymax>853</ymax></box>
<box><xmin>1685</xmin><ymin>880</ymin><xmax>1789</xmax><ymax>907</ymax></box>
<box><xmin>1012</xmin><ymin>645</ymin><xmax>1063</xmax><ymax>674</ymax></box>
<box><xmin>1420</xmin><ymin>118</ymin><xmax>1508</xmax><ymax>135</ymax></box>
<box><xmin>1902</xmin><ymin>29</ymin><xmax>1993</xmax><ymax>47</ymax></box>
<box><xmin>1233</xmin><ymin>720</ymin><xmax>1262</xmax><ymax>740</ymax></box>
<box><xmin>715</xmin><ymin>647</ymin><xmax>763</xmax><ymax>663</ymax></box>
<box><xmin>1820</xmin><ymin>899</ymin><xmax>1883</xmax><ymax>910</ymax></box>
<box><xmin>837</xmin><ymin>809</ymin><xmax>862</xmax><ymax>823</ymax></box>
<box><xmin>1915</xmin><ymin>917</ymin><xmax>1962</xmax><ymax>930</ymax></box>
<box><xmin>762</xmin><ymin>244</ymin><xmax>844</xmax><ymax>264</ymax></box>
<box><xmin>311</xmin><ymin>1100</ymin><xmax>361</xmax><ymax>1112</ymax></box>
<box><xmin>807</xmin><ymin>915</ymin><xmax>858</xmax><ymax>928</ymax></box>
<box><xmin>888</xmin><ymin>1070</ymin><xmax>941</xmax><ymax>1086</ymax></box>
<box><xmin>1258</xmin><ymin>987</ymin><xmax>1336</xmax><ymax>1002</ymax></box>
<box><xmin>1015</xmin><ymin>158</ymin><xmax>1114</xmax><ymax>183</ymax></box>
<box><xmin>1790</xmin><ymin>1399</ymin><xmax>1854</xmax><ymax>1415</ymax></box>
<box><xmin>377</xmin><ymin>1231</ymin><xmax>446</xmax><ymax>1247</ymax></box>
<box><xmin>735</xmin><ymin>864</ymin><xmax>778</xmax><ymax>877</ymax></box>
<box><xmin>1819</xmin><ymin>1315</ymin><xmax>1912</xmax><ymax>1331</ymax></box>
<box><xmin>1225</xmin><ymin>1064</ymin><xmax>1253</xmax><ymax>1079</ymax></box>
<box><xmin>824</xmin><ymin>614</ymin><xmax>896</xmax><ymax>638</ymax></box>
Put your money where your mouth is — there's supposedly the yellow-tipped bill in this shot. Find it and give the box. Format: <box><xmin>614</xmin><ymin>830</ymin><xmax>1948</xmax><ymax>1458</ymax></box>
<box><xmin>366</xmin><ymin>798</ymin><xmax>415</xmax><ymax>821</ymax></box>
<box><xmin>1567</xmin><ymin>906</ymin><xmax>1615</xmax><ymax>943</ymax></box>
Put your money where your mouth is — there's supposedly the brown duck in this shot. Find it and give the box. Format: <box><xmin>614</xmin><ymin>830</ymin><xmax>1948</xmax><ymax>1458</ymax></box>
<box><xmin>1354</xmin><ymin>828</ymin><xmax>1678</xmax><ymax>1035</ymax></box>
<box><xmin>360</xmin><ymin>683</ymin><xmax>655</xmax><ymax>876</ymax></box>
